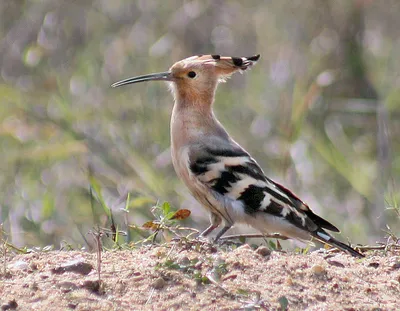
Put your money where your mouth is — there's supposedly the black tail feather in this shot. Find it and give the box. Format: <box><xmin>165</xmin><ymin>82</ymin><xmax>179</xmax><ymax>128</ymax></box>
<box><xmin>313</xmin><ymin>230</ymin><xmax>364</xmax><ymax>258</ymax></box>
<box><xmin>305</xmin><ymin>211</ymin><xmax>340</xmax><ymax>232</ymax></box>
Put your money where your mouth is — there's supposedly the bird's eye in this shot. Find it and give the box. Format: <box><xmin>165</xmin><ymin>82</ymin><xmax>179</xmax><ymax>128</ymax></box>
<box><xmin>187</xmin><ymin>71</ymin><xmax>196</xmax><ymax>78</ymax></box>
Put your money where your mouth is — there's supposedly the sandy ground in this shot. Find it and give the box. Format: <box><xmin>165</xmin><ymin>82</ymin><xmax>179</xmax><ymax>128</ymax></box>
<box><xmin>0</xmin><ymin>241</ymin><xmax>399</xmax><ymax>311</ymax></box>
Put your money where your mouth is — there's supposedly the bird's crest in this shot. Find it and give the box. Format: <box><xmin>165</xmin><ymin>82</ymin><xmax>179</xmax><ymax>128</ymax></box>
<box><xmin>175</xmin><ymin>54</ymin><xmax>260</xmax><ymax>80</ymax></box>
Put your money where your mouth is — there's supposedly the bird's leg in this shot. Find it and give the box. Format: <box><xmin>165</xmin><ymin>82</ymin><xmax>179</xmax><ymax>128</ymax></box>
<box><xmin>199</xmin><ymin>213</ymin><xmax>221</xmax><ymax>237</ymax></box>
<box><xmin>213</xmin><ymin>225</ymin><xmax>232</xmax><ymax>242</ymax></box>
<box><xmin>199</xmin><ymin>224</ymin><xmax>218</xmax><ymax>237</ymax></box>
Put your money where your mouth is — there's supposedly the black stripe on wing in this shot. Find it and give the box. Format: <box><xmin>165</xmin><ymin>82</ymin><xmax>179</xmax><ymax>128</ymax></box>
<box><xmin>237</xmin><ymin>184</ymin><xmax>265</xmax><ymax>213</ymax></box>
<box><xmin>211</xmin><ymin>171</ymin><xmax>237</xmax><ymax>194</ymax></box>
<box><xmin>229</xmin><ymin>162</ymin><xmax>266</xmax><ymax>181</ymax></box>
<box><xmin>190</xmin><ymin>157</ymin><xmax>219</xmax><ymax>175</ymax></box>
<box><xmin>205</xmin><ymin>147</ymin><xmax>249</xmax><ymax>158</ymax></box>
<box><xmin>266</xmin><ymin>177</ymin><xmax>339</xmax><ymax>232</ymax></box>
<box><xmin>263</xmin><ymin>199</ymin><xmax>316</xmax><ymax>231</ymax></box>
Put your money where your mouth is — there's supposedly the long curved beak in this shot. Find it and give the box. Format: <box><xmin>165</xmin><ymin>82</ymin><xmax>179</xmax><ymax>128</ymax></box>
<box><xmin>111</xmin><ymin>71</ymin><xmax>172</xmax><ymax>88</ymax></box>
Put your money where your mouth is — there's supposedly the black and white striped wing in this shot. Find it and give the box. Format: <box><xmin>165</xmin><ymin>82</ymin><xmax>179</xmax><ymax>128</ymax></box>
<box><xmin>188</xmin><ymin>139</ymin><xmax>339</xmax><ymax>233</ymax></box>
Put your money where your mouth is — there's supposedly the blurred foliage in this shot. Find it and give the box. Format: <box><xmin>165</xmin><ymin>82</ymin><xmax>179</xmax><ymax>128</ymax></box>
<box><xmin>0</xmin><ymin>0</ymin><xmax>399</xmax><ymax>248</ymax></box>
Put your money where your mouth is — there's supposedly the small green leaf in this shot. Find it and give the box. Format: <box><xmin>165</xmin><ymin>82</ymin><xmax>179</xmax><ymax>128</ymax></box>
<box><xmin>161</xmin><ymin>202</ymin><xmax>171</xmax><ymax>215</ymax></box>
<box><xmin>237</xmin><ymin>288</ymin><xmax>250</xmax><ymax>296</ymax></box>
<box><xmin>163</xmin><ymin>259</ymin><xmax>180</xmax><ymax>270</ymax></box>
<box><xmin>278</xmin><ymin>296</ymin><xmax>289</xmax><ymax>311</ymax></box>
<box><xmin>124</xmin><ymin>193</ymin><xmax>131</xmax><ymax>211</ymax></box>
<box><xmin>268</xmin><ymin>240</ymin><xmax>277</xmax><ymax>250</ymax></box>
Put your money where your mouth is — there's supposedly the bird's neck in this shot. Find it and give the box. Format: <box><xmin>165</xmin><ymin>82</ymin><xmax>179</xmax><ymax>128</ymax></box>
<box><xmin>172</xmin><ymin>84</ymin><xmax>215</xmax><ymax>111</ymax></box>
<box><xmin>170</xmin><ymin>91</ymin><xmax>227</xmax><ymax>150</ymax></box>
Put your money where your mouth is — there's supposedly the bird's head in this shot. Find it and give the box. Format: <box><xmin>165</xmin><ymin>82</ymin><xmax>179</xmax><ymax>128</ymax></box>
<box><xmin>112</xmin><ymin>54</ymin><xmax>260</xmax><ymax>103</ymax></box>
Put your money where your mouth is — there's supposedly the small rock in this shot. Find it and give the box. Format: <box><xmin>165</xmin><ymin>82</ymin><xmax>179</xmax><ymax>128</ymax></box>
<box><xmin>255</xmin><ymin>246</ymin><xmax>271</xmax><ymax>257</ymax></box>
<box><xmin>391</xmin><ymin>262</ymin><xmax>400</xmax><ymax>270</ymax></box>
<box><xmin>1</xmin><ymin>299</ymin><xmax>18</xmax><ymax>311</ymax></box>
<box><xmin>2</xmin><ymin>272</ymin><xmax>12</xmax><ymax>279</ymax></box>
<box><xmin>222</xmin><ymin>274</ymin><xmax>237</xmax><ymax>281</ymax></box>
<box><xmin>231</xmin><ymin>261</ymin><xmax>242</xmax><ymax>269</ymax></box>
<box><xmin>67</xmin><ymin>303</ymin><xmax>77</xmax><ymax>309</ymax></box>
<box><xmin>52</xmin><ymin>260</ymin><xmax>93</xmax><ymax>275</ymax></box>
<box><xmin>327</xmin><ymin>260</ymin><xmax>345</xmax><ymax>268</ymax></box>
<box><xmin>311</xmin><ymin>264</ymin><xmax>326</xmax><ymax>275</ymax></box>
<box><xmin>152</xmin><ymin>277</ymin><xmax>166</xmax><ymax>289</ymax></box>
<box><xmin>81</xmin><ymin>280</ymin><xmax>103</xmax><ymax>294</ymax></box>
<box><xmin>30</xmin><ymin>282</ymin><xmax>38</xmax><ymax>291</ymax></box>
<box><xmin>209</xmin><ymin>245</ymin><xmax>218</xmax><ymax>253</ymax></box>
<box><xmin>315</xmin><ymin>294</ymin><xmax>326</xmax><ymax>302</ymax></box>
<box><xmin>58</xmin><ymin>281</ymin><xmax>78</xmax><ymax>293</ymax></box>
<box><xmin>368</xmin><ymin>262</ymin><xmax>379</xmax><ymax>269</ymax></box>
<box><xmin>11</xmin><ymin>261</ymin><xmax>28</xmax><ymax>271</ymax></box>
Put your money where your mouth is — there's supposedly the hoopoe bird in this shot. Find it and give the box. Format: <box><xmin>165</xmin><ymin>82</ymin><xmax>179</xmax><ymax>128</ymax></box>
<box><xmin>112</xmin><ymin>54</ymin><xmax>364</xmax><ymax>258</ymax></box>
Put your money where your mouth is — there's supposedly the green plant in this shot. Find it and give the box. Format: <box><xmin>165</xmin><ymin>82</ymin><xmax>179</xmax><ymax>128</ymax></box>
<box><xmin>131</xmin><ymin>201</ymin><xmax>195</xmax><ymax>244</ymax></box>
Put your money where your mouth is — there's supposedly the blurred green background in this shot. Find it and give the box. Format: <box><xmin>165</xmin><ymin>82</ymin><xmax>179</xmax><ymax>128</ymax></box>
<box><xmin>0</xmin><ymin>0</ymin><xmax>399</xmax><ymax>249</ymax></box>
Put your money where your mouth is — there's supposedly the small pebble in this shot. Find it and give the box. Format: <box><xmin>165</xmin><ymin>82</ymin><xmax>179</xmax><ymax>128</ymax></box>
<box><xmin>222</xmin><ymin>274</ymin><xmax>237</xmax><ymax>281</ymax></box>
<box><xmin>30</xmin><ymin>282</ymin><xmax>38</xmax><ymax>291</ymax></box>
<box><xmin>311</xmin><ymin>264</ymin><xmax>326</xmax><ymax>275</ymax></box>
<box><xmin>52</xmin><ymin>260</ymin><xmax>93</xmax><ymax>275</ymax></box>
<box><xmin>327</xmin><ymin>260</ymin><xmax>344</xmax><ymax>268</ymax></box>
<box><xmin>58</xmin><ymin>281</ymin><xmax>78</xmax><ymax>292</ymax></box>
<box><xmin>315</xmin><ymin>294</ymin><xmax>327</xmax><ymax>302</ymax></box>
<box><xmin>1</xmin><ymin>299</ymin><xmax>18</xmax><ymax>311</ymax></box>
<box><xmin>255</xmin><ymin>246</ymin><xmax>271</xmax><ymax>257</ymax></box>
<box><xmin>11</xmin><ymin>261</ymin><xmax>28</xmax><ymax>271</ymax></box>
<box><xmin>152</xmin><ymin>277</ymin><xmax>166</xmax><ymax>289</ymax></box>
<box><xmin>81</xmin><ymin>280</ymin><xmax>102</xmax><ymax>294</ymax></box>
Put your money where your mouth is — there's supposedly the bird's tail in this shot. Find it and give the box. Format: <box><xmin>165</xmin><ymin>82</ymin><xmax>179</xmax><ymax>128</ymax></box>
<box><xmin>313</xmin><ymin>230</ymin><xmax>364</xmax><ymax>258</ymax></box>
